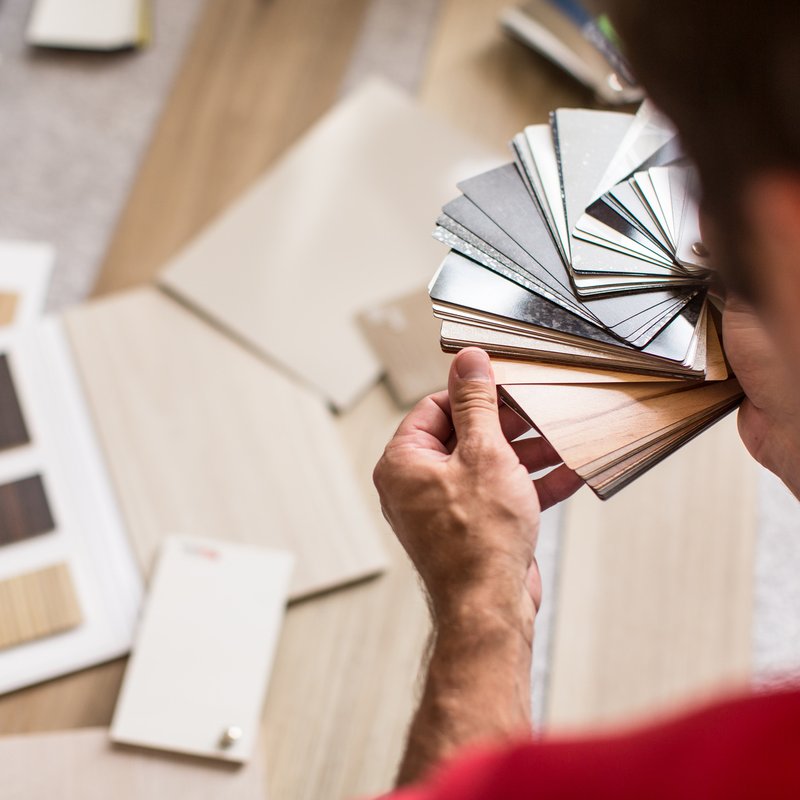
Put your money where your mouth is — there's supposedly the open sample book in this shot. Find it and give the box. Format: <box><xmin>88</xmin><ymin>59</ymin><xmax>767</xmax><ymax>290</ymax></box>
<box><xmin>429</xmin><ymin>101</ymin><xmax>743</xmax><ymax>499</ymax></box>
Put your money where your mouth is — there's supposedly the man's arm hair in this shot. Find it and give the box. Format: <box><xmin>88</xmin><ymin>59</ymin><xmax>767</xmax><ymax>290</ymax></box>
<box><xmin>396</xmin><ymin>598</ymin><xmax>534</xmax><ymax>786</ymax></box>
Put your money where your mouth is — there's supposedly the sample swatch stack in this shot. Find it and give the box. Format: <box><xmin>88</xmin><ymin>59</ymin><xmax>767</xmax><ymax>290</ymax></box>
<box><xmin>430</xmin><ymin>102</ymin><xmax>742</xmax><ymax>498</ymax></box>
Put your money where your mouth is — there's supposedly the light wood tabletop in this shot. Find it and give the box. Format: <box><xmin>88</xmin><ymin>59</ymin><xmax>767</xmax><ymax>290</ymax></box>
<box><xmin>0</xmin><ymin>1</ymin><xmax>758</xmax><ymax>798</ymax></box>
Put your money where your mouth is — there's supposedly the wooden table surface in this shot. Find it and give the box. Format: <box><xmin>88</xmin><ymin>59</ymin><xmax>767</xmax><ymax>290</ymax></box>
<box><xmin>0</xmin><ymin>1</ymin><xmax>758</xmax><ymax>797</ymax></box>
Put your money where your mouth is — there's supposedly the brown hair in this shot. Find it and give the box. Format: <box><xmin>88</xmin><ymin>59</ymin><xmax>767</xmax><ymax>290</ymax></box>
<box><xmin>606</xmin><ymin>1</ymin><xmax>800</xmax><ymax>295</ymax></box>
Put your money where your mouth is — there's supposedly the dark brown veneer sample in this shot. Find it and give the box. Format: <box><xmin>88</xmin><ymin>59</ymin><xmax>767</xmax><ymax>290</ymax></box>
<box><xmin>0</xmin><ymin>475</ymin><xmax>55</xmax><ymax>546</ymax></box>
<box><xmin>0</xmin><ymin>355</ymin><xmax>30</xmax><ymax>451</ymax></box>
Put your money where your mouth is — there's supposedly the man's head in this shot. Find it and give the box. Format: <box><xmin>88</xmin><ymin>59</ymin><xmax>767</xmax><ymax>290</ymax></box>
<box><xmin>607</xmin><ymin>1</ymin><xmax>800</xmax><ymax>357</ymax></box>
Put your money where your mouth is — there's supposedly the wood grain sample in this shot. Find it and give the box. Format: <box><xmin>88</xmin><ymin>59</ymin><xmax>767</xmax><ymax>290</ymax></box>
<box><xmin>0</xmin><ymin>563</ymin><xmax>81</xmax><ymax>650</ymax></box>
<box><xmin>0</xmin><ymin>293</ymin><xmax>19</xmax><ymax>326</ymax></box>
<box><xmin>0</xmin><ymin>355</ymin><xmax>29</xmax><ymax>452</ymax></box>
<box><xmin>358</xmin><ymin>287</ymin><xmax>452</xmax><ymax>407</ymax></box>
<box><xmin>0</xmin><ymin>475</ymin><xmax>55</xmax><ymax>546</ymax></box>
<box><xmin>64</xmin><ymin>287</ymin><xmax>386</xmax><ymax>600</ymax></box>
<box><xmin>501</xmin><ymin>379</ymin><xmax>744</xmax><ymax>498</ymax></box>
<box><xmin>1</xmin><ymin>727</ymin><xmax>266</xmax><ymax>800</ymax></box>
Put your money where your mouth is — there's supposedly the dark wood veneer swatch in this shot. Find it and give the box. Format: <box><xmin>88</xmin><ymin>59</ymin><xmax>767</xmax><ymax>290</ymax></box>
<box><xmin>0</xmin><ymin>475</ymin><xmax>55</xmax><ymax>546</ymax></box>
<box><xmin>0</xmin><ymin>354</ymin><xmax>30</xmax><ymax>451</ymax></box>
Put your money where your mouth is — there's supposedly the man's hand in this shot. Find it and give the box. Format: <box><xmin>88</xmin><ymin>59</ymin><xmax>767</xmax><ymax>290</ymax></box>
<box><xmin>724</xmin><ymin>296</ymin><xmax>800</xmax><ymax>499</ymax></box>
<box><xmin>373</xmin><ymin>348</ymin><xmax>581</xmax><ymax>785</ymax></box>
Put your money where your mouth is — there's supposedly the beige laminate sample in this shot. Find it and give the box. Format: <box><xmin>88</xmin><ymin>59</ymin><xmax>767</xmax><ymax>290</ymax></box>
<box><xmin>64</xmin><ymin>287</ymin><xmax>386</xmax><ymax>600</ymax></box>
<box><xmin>160</xmin><ymin>79</ymin><xmax>499</xmax><ymax>411</ymax></box>
<box><xmin>2</xmin><ymin>727</ymin><xmax>265</xmax><ymax>800</ymax></box>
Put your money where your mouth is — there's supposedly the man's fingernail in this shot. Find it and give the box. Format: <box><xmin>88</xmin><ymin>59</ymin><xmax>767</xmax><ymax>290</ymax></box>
<box><xmin>455</xmin><ymin>348</ymin><xmax>492</xmax><ymax>381</ymax></box>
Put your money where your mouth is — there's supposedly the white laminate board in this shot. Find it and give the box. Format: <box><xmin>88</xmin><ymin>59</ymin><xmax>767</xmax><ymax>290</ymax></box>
<box><xmin>112</xmin><ymin>536</ymin><xmax>293</xmax><ymax>763</ymax></box>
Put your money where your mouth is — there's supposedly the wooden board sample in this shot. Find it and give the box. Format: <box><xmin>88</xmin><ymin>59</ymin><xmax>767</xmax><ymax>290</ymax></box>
<box><xmin>358</xmin><ymin>287</ymin><xmax>452</xmax><ymax>407</ymax></box>
<box><xmin>0</xmin><ymin>564</ymin><xmax>82</xmax><ymax>650</ymax></box>
<box><xmin>0</xmin><ymin>475</ymin><xmax>55</xmax><ymax>546</ymax></box>
<box><xmin>501</xmin><ymin>379</ymin><xmax>743</xmax><ymax>497</ymax></box>
<box><xmin>547</xmin><ymin>414</ymin><xmax>756</xmax><ymax>732</ymax></box>
<box><xmin>1</xmin><ymin>727</ymin><xmax>265</xmax><ymax>800</ymax></box>
<box><xmin>159</xmin><ymin>79</ymin><xmax>499</xmax><ymax>410</ymax></box>
<box><xmin>64</xmin><ymin>287</ymin><xmax>386</xmax><ymax>600</ymax></box>
<box><xmin>0</xmin><ymin>355</ymin><xmax>30</xmax><ymax>452</ymax></box>
<box><xmin>95</xmin><ymin>0</ymin><xmax>375</xmax><ymax>297</ymax></box>
<box><xmin>0</xmin><ymin>293</ymin><xmax>19</xmax><ymax>326</ymax></box>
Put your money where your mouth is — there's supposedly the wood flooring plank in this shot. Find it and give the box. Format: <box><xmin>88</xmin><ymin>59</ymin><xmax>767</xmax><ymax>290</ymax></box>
<box><xmin>547</xmin><ymin>414</ymin><xmax>757</xmax><ymax>731</ymax></box>
<box><xmin>419</xmin><ymin>0</ymin><xmax>590</xmax><ymax>146</ymax></box>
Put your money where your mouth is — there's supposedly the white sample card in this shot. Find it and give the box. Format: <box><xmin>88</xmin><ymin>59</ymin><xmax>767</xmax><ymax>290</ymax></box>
<box><xmin>112</xmin><ymin>535</ymin><xmax>294</xmax><ymax>763</ymax></box>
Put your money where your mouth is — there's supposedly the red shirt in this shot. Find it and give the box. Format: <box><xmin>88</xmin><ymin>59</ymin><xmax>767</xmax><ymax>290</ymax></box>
<box><xmin>382</xmin><ymin>688</ymin><xmax>800</xmax><ymax>800</ymax></box>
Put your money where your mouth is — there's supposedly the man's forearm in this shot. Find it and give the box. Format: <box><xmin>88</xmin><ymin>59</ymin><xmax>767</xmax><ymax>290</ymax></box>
<box><xmin>396</xmin><ymin>598</ymin><xmax>535</xmax><ymax>786</ymax></box>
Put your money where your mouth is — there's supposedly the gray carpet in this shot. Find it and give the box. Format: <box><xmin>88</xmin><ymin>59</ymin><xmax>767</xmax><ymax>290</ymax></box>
<box><xmin>0</xmin><ymin>0</ymin><xmax>205</xmax><ymax>310</ymax></box>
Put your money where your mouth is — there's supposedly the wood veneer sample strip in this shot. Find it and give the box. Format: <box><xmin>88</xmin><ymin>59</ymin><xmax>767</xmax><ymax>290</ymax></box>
<box><xmin>491</xmin><ymin>358</ymin><xmax>674</xmax><ymax>385</ymax></box>
<box><xmin>0</xmin><ymin>293</ymin><xmax>19</xmax><ymax>326</ymax></box>
<box><xmin>0</xmin><ymin>475</ymin><xmax>55</xmax><ymax>546</ymax></box>
<box><xmin>64</xmin><ymin>287</ymin><xmax>386</xmax><ymax>600</ymax></box>
<box><xmin>358</xmin><ymin>288</ymin><xmax>451</xmax><ymax>407</ymax></box>
<box><xmin>500</xmin><ymin>379</ymin><xmax>742</xmax><ymax>472</ymax></box>
<box><xmin>503</xmin><ymin>380</ymin><xmax>741</xmax><ymax>469</ymax></box>
<box><xmin>0</xmin><ymin>563</ymin><xmax>81</xmax><ymax>650</ymax></box>
<box><xmin>1</xmin><ymin>727</ymin><xmax>266</xmax><ymax>800</ymax></box>
<box><xmin>0</xmin><ymin>355</ymin><xmax>30</xmax><ymax>451</ymax></box>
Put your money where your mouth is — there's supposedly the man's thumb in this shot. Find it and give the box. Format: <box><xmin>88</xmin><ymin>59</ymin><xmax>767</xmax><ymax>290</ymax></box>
<box><xmin>448</xmin><ymin>348</ymin><xmax>502</xmax><ymax>443</ymax></box>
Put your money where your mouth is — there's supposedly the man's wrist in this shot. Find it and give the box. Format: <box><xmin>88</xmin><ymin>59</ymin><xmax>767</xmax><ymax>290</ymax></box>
<box><xmin>432</xmin><ymin>583</ymin><xmax>536</xmax><ymax>649</ymax></box>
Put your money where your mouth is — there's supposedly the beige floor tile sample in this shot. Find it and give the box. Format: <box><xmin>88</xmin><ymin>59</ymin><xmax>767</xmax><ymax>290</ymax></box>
<box><xmin>159</xmin><ymin>79</ymin><xmax>499</xmax><ymax>410</ymax></box>
<box><xmin>2</xmin><ymin>727</ymin><xmax>265</xmax><ymax>800</ymax></box>
<box><xmin>64</xmin><ymin>287</ymin><xmax>386</xmax><ymax>600</ymax></box>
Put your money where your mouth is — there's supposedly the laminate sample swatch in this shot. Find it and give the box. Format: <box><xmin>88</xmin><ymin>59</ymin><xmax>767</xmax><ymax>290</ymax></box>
<box><xmin>0</xmin><ymin>563</ymin><xmax>82</xmax><ymax>650</ymax></box>
<box><xmin>1</xmin><ymin>727</ymin><xmax>266</xmax><ymax>800</ymax></box>
<box><xmin>0</xmin><ymin>293</ymin><xmax>19</xmax><ymax>326</ymax></box>
<box><xmin>0</xmin><ymin>475</ymin><xmax>54</xmax><ymax>546</ymax></box>
<box><xmin>358</xmin><ymin>287</ymin><xmax>451</xmax><ymax>407</ymax></box>
<box><xmin>65</xmin><ymin>287</ymin><xmax>387</xmax><ymax>600</ymax></box>
<box><xmin>0</xmin><ymin>355</ymin><xmax>30</xmax><ymax>452</ymax></box>
<box><xmin>160</xmin><ymin>79</ymin><xmax>499</xmax><ymax>410</ymax></box>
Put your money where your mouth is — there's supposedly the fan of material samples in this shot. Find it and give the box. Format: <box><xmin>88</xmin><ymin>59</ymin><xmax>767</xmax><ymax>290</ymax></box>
<box><xmin>429</xmin><ymin>101</ymin><xmax>743</xmax><ymax>499</ymax></box>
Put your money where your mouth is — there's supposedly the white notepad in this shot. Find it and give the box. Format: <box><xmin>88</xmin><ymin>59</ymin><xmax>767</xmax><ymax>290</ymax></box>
<box><xmin>111</xmin><ymin>536</ymin><xmax>293</xmax><ymax>763</ymax></box>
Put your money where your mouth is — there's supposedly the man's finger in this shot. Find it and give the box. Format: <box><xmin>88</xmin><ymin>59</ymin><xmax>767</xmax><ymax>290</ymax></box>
<box><xmin>511</xmin><ymin>436</ymin><xmax>563</xmax><ymax>473</ymax></box>
<box><xmin>392</xmin><ymin>391</ymin><xmax>453</xmax><ymax>452</ymax></box>
<box><xmin>534</xmin><ymin>464</ymin><xmax>583</xmax><ymax>511</ymax></box>
<box><xmin>447</xmin><ymin>348</ymin><xmax>503</xmax><ymax>447</ymax></box>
